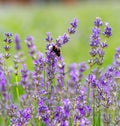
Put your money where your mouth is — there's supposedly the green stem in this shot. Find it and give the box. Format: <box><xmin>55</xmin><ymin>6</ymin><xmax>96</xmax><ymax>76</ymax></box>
<box><xmin>87</xmin><ymin>82</ymin><xmax>90</xmax><ymax>105</ymax></box>
<box><xmin>112</xmin><ymin>93</ymin><xmax>117</xmax><ymax>124</ymax></box>
<box><xmin>87</xmin><ymin>66</ymin><xmax>92</xmax><ymax>105</ymax></box>
<box><xmin>104</xmin><ymin>107</ymin><xmax>109</xmax><ymax>126</ymax></box>
<box><xmin>43</xmin><ymin>63</ymin><xmax>46</xmax><ymax>90</ymax></box>
<box><xmin>93</xmin><ymin>87</ymin><xmax>96</xmax><ymax>126</ymax></box>
<box><xmin>98</xmin><ymin>108</ymin><xmax>101</xmax><ymax>126</ymax></box>
<box><xmin>15</xmin><ymin>75</ymin><xmax>20</xmax><ymax>101</ymax></box>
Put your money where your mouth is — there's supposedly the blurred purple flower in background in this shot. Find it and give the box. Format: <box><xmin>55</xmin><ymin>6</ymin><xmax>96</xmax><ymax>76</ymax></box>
<box><xmin>14</xmin><ymin>34</ymin><xmax>21</xmax><ymax>50</ymax></box>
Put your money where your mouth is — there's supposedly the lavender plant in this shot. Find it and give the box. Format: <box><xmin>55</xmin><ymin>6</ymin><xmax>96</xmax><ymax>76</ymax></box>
<box><xmin>0</xmin><ymin>17</ymin><xmax>119</xmax><ymax>126</ymax></box>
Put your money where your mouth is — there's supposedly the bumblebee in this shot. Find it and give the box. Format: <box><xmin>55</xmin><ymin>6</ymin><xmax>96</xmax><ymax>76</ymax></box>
<box><xmin>52</xmin><ymin>45</ymin><xmax>61</xmax><ymax>57</ymax></box>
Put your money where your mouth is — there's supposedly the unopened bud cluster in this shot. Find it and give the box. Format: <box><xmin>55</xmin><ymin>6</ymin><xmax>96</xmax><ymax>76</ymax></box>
<box><xmin>4</xmin><ymin>32</ymin><xmax>13</xmax><ymax>59</ymax></box>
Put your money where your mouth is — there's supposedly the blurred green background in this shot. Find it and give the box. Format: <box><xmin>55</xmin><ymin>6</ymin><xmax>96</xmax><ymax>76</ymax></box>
<box><xmin>0</xmin><ymin>0</ymin><xmax>120</xmax><ymax>69</ymax></box>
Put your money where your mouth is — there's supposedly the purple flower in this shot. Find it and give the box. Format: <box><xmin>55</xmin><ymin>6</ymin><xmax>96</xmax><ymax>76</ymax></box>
<box><xmin>113</xmin><ymin>47</ymin><xmax>120</xmax><ymax>68</ymax></box>
<box><xmin>10</xmin><ymin>117</ymin><xmax>19</xmax><ymax>126</ymax></box>
<box><xmin>4</xmin><ymin>45</ymin><xmax>10</xmax><ymax>51</ymax></box>
<box><xmin>68</xmin><ymin>18</ymin><xmax>78</xmax><ymax>34</ymax></box>
<box><xmin>55</xmin><ymin>106</ymin><xmax>62</xmax><ymax>121</ymax></box>
<box><xmin>116</xmin><ymin>47</ymin><xmax>120</xmax><ymax>53</ymax></box>
<box><xmin>56</xmin><ymin>57</ymin><xmax>65</xmax><ymax>90</ymax></box>
<box><xmin>56</xmin><ymin>33</ymin><xmax>70</xmax><ymax>47</ymax></box>
<box><xmin>25</xmin><ymin>36</ymin><xmax>34</xmax><ymax>43</ymax></box>
<box><xmin>20</xmin><ymin>64</ymin><xmax>29</xmax><ymax>89</ymax></box>
<box><xmin>115</xmin><ymin>71</ymin><xmax>120</xmax><ymax>78</ymax></box>
<box><xmin>62</xmin><ymin>99</ymin><xmax>71</xmax><ymax>118</ymax></box>
<box><xmin>10</xmin><ymin>108</ymin><xmax>31</xmax><ymax>126</ymax></box>
<box><xmin>54</xmin><ymin>105</ymin><xmax>70</xmax><ymax>126</ymax></box>
<box><xmin>97</xmin><ymin>48</ymin><xmax>104</xmax><ymax>57</ymax></box>
<box><xmin>14</xmin><ymin>34</ymin><xmax>21</xmax><ymax>50</ymax></box>
<box><xmin>20</xmin><ymin>108</ymin><xmax>31</xmax><ymax>122</ymax></box>
<box><xmin>69</xmin><ymin>63</ymin><xmax>79</xmax><ymax>82</ymax></box>
<box><xmin>94</xmin><ymin>17</ymin><xmax>102</xmax><ymax>27</ymax></box>
<box><xmin>90</xmin><ymin>27</ymin><xmax>100</xmax><ymax>47</ymax></box>
<box><xmin>38</xmin><ymin>99</ymin><xmax>50</xmax><ymax>124</ymax></box>
<box><xmin>102</xmin><ymin>113</ymin><xmax>111</xmax><ymax>125</ymax></box>
<box><xmin>86</xmin><ymin>74</ymin><xmax>97</xmax><ymax>87</ymax></box>
<box><xmin>100</xmin><ymin>42</ymin><xmax>108</xmax><ymax>48</ymax></box>
<box><xmin>38</xmin><ymin>100</ymin><xmax>48</xmax><ymax>114</ymax></box>
<box><xmin>4</xmin><ymin>32</ymin><xmax>13</xmax><ymax>59</ymax></box>
<box><xmin>56</xmin><ymin>36</ymin><xmax>63</xmax><ymax>47</ymax></box>
<box><xmin>7</xmin><ymin>104</ymin><xmax>18</xmax><ymax>118</ymax></box>
<box><xmin>4</xmin><ymin>32</ymin><xmax>13</xmax><ymax>43</ymax></box>
<box><xmin>114</xmin><ymin>47</ymin><xmax>120</xmax><ymax>60</ymax></box>
<box><xmin>21</xmin><ymin>64</ymin><xmax>28</xmax><ymax>79</ymax></box>
<box><xmin>0</xmin><ymin>70</ymin><xmax>6</xmax><ymax>92</ymax></box>
<box><xmin>20</xmin><ymin>94</ymin><xmax>28</xmax><ymax>105</ymax></box>
<box><xmin>103</xmin><ymin>23</ymin><xmax>112</xmax><ymax>37</ymax></box>
<box><xmin>79</xmin><ymin>117</ymin><xmax>91</xmax><ymax>126</ymax></box>
<box><xmin>79</xmin><ymin>62</ymin><xmax>88</xmax><ymax>73</ymax></box>
<box><xmin>60</xmin><ymin>120</ymin><xmax>69</xmax><ymax>126</ymax></box>
<box><xmin>34</xmin><ymin>52</ymin><xmax>44</xmax><ymax>72</ymax></box>
<box><xmin>74</xmin><ymin>93</ymin><xmax>91</xmax><ymax>126</ymax></box>
<box><xmin>114</xmin><ymin>71</ymin><xmax>120</xmax><ymax>83</ymax></box>
<box><xmin>0</xmin><ymin>54</ymin><xmax>4</xmax><ymax>70</ymax></box>
<box><xmin>5</xmin><ymin>32</ymin><xmax>12</xmax><ymax>37</ymax></box>
<box><xmin>61</xmin><ymin>33</ymin><xmax>70</xmax><ymax>44</ymax></box>
<box><xmin>46</xmin><ymin>32</ymin><xmax>53</xmax><ymax>42</ymax></box>
<box><xmin>75</xmin><ymin>101</ymin><xmax>90</xmax><ymax>117</ymax></box>
<box><xmin>78</xmin><ymin>62</ymin><xmax>88</xmax><ymax>81</ymax></box>
<box><xmin>33</xmin><ymin>52</ymin><xmax>45</xmax><ymax>89</ymax></box>
<box><xmin>85</xmin><ymin>105</ymin><xmax>92</xmax><ymax>116</ymax></box>
<box><xmin>89</xmin><ymin>18</ymin><xmax>112</xmax><ymax>66</ymax></box>
<box><xmin>0</xmin><ymin>71</ymin><xmax>8</xmax><ymax>111</ymax></box>
<box><xmin>89</xmin><ymin>48</ymin><xmax>97</xmax><ymax>57</ymax></box>
<box><xmin>25</xmin><ymin>36</ymin><xmax>36</xmax><ymax>58</ymax></box>
<box><xmin>45</xmin><ymin>46</ymin><xmax>58</xmax><ymax>85</ymax></box>
<box><xmin>76</xmin><ymin>90</ymin><xmax>86</xmax><ymax>102</ymax></box>
<box><xmin>70</xmin><ymin>18</ymin><xmax>78</xmax><ymax>28</ymax></box>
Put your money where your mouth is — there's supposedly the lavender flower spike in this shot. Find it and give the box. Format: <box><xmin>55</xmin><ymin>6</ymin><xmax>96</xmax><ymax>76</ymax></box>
<box><xmin>70</xmin><ymin>18</ymin><xmax>78</xmax><ymax>28</ymax></box>
<box><xmin>25</xmin><ymin>36</ymin><xmax>37</xmax><ymax>58</ymax></box>
<box><xmin>103</xmin><ymin>22</ymin><xmax>112</xmax><ymax>37</ymax></box>
<box><xmin>62</xmin><ymin>33</ymin><xmax>70</xmax><ymax>44</ymax></box>
<box><xmin>14</xmin><ymin>34</ymin><xmax>21</xmax><ymax>50</ymax></box>
<box><xmin>94</xmin><ymin>17</ymin><xmax>102</xmax><ymax>27</ymax></box>
<box><xmin>0</xmin><ymin>70</ymin><xmax>6</xmax><ymax>92</ymax></box>
<box><xmin>10</xmin><ymin>108</ymin><xmax>31</xmax><ymax>126</ymax></box>
<box><xmin>4</xmin><ymin>32</ymin><xmax>13</xmax><ymax>59</ymax></box>
<box><xmin>5</xmin><ymin>32</ymin><xmax>12</xmax><ymax>37</ymax></box>
<box><xmin>25</xmin><ymin>36</ymin><xmax>34</xmax><ymax>46</ymax></box>
<box><xmin>46</xmin><ymin>32</ymin><xmax>53</xmax><ymax>42</ymax></box>
<box><xmin>90</xmin><ymin>27</ymin><xmax>100</xmax><ymax>47</ymax></box>
<box><xmin>4</xmin><ymin>32</ymin><xmax>13</xmax><ymax>44</ymax></box>
<box><xmin>56</xmin><ymin>33</ymin><xmax>70</xmax><ymax>47</ymax></box>
<box><xmin>68</xmin><ymin>18</ymin><xmax>78</xmax><ymax>34</ymax></box>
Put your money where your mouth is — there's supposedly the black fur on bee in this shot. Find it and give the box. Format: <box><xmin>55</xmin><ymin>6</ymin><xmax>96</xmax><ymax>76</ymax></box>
<box><xmin>52</xmin><ymin>45</ymin><xmax>61</xmax><ymax>57</ymax></box>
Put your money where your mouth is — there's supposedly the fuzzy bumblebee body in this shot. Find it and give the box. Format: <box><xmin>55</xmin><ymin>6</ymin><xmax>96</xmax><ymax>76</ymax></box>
<box><xmin>52</xmin><ymin>45</ymin><xmax>61</xmax><ymax>57</ymax></box>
